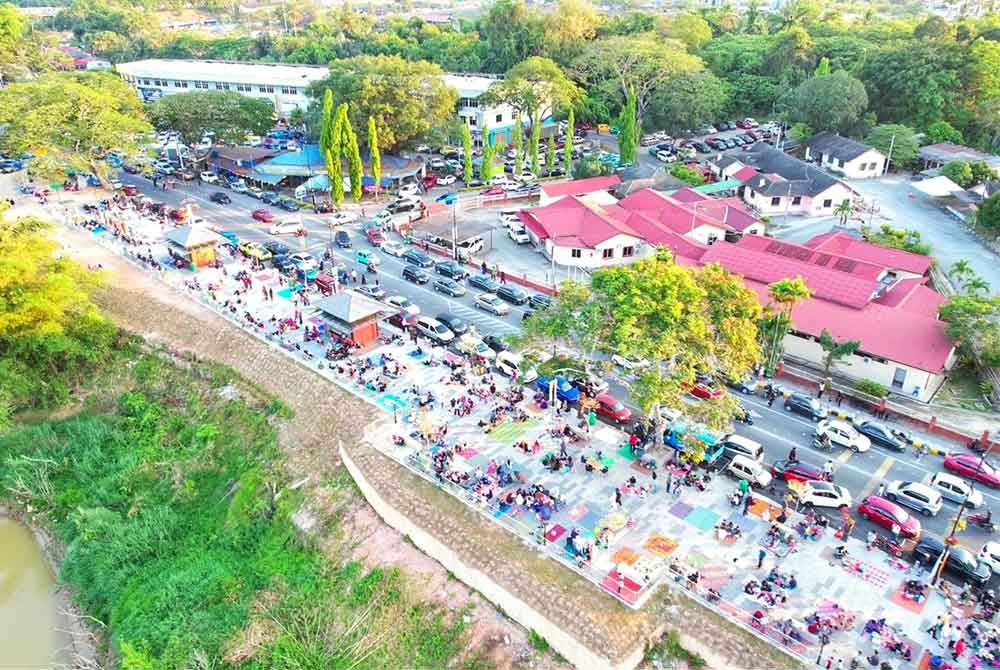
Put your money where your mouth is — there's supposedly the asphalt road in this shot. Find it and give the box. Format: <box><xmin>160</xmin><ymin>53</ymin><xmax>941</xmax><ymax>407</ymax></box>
<box><xmin>114</xmin><ymin>171</ymin><xmax>1000</xmax><ymax>572</ymax></box>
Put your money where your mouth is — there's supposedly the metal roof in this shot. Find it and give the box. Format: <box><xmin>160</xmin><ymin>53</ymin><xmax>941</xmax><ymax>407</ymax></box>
<box><xmin>116</xmin><ymin>59</ymin><xmax>329</xmax><ymax>87</ymax></box>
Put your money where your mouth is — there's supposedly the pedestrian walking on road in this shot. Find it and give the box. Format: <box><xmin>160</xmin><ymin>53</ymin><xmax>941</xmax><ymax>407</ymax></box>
<box><xmin>742</xmin><ymin>493</ymin><xmax>753</xmax><ymax>516</ymax></box>
<box><xmin>767</xmin><ymin>390</ymin><xmax>776</xmax><ymax>407</ymax></box>
<box><xmin>927</xmin><ymin>615</ymin><xmax>943</xmax><ymax>639</ymax></box>
<box><xmin>954</xmin><ymin>637</ymin><xmax>966</xmax><ymax>660</ymax></box>
<box><xmin>788</xmin><ymin>447</ymin><xmax>798</xmax><ymax>463</ymax></box>
<box><xmin>877</xmin><ymin>481</ymin><xmax>886</xmax><ymax>497</ymax></box>
<box><xmin>757</xmin><ymin>548</ymin><xmax>766</xmax><ymax>569</ymax></box>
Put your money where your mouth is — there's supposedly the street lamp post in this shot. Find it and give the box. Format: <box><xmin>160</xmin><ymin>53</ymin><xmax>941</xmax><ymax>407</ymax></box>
<box><xmin>435</xmin><ymin>191</ymin><xmax>460</xmax><ymax>261</ymax></box>
<box><xmin>933</xmin><ymin>448</ymin><xmax>989</xmax><ymax>586</ymax></box>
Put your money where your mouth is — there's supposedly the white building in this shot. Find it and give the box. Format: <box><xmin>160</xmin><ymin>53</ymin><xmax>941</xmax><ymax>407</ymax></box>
<box><xmin>716</xmin><ymin>143</ymin><xmax>857</xmax><ymax>216</ymax></box>
<box><xmin>443</xmin><ymin>73</ymin><xmax>553</xmax><ymax>147</ymax></box>
<box><xmin>803</xmin><ymin>132</ymin><xmax>887</xmax><ymax>180</ymax></box>
<box><xmin>115</xmin><ymin>59</ymin><xmax>330</xmax><ymax>116</ymax></box>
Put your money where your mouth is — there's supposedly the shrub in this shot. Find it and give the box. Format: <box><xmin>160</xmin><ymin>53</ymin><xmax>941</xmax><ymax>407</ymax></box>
<box><xmin>855</xmin><ymin>378</ymin><xmax>888</xmax><ymax>398</ymax></box>
<box><xmin>528</xmin><ymin>629</ymin><xmax>550</xmax><ymax>652</ymax></box>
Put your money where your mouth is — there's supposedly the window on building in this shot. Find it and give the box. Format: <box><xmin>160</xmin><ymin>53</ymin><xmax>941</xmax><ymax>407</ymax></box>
<box><xmin>837</xmin><ymin>158</ymin><xmax>845</xmax><ymax>168</ymax></box>
<box><xmin>891</xmin><ymin>367</ymin><xmax>906</xmax><ymax>389</ymax></box>
<box><xmin>823</xmin><ymin>199</ymin><xmax>833</xmax><ymax>208</ymax></box>
<box><xmin>622</xmin><ymin>246</ymin><xmax>634</xmax><ymax>257</ymax></box>
<box><xmin>468</xmin><ymin>117</ymin><xmax>477</xmax><ymax>127</ymax></box>
<box><xmin>236</xmin><ymin>84</ymin><xmax>251</xmax><ymax>92</ymax></box>
<box><xmin>870</xmin><ymin>162</ymin><xmax>878</xmax><ymax>171</ymax></box>
<box><xmin>792</xmin><ymin>196</ymin><xmax>801</xmax><ymax>205</ymax></box>
<box><xmin>770</xmin><ymin>196</ymin><xmax>781</xmax><ymax>207</ymax></box>
<box><xmin>179</xmin><ymin>81</ymin><xmax>188</xmax><ymax>88</ymax></box>
<box><xmin>215</xmin><ymin>82</ymin><xmax>224</xmax><ymax>90</ymax></box>
<box><xmin>173</xmin><ymin>80</ymin><xmax>183</xmax><ymax>87</ymax></box>
<box><xmin>195</xmin><ymin>81</ymin><xmax>209</xmax><ymax>89</ymax></box>
<box><xmin>571</xmin><ymin>248</ymin><xmax>582</xmax><ymax>259</ymax></box>
<box><xmin>495</xmin><ymin>113</ymin><xmax>502</xmax><ymax>123</ymax></box>
<box><xmin>142</xmin><ymin>79</ymin><xmax>150</xmax><ymax>85</ymax></box>
<box><xmin>259</xmin><ymin>85</ymin><xmax>275</xmax><ymax>93</ymax></box>
<box><xmin>602</xmin><ymin>248</ymin><xmax>613</xmax><ymax>259</ymax></box>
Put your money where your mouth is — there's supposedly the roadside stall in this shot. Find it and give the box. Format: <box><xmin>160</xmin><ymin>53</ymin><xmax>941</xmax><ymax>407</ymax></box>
<box><xmin>164</xmin><ymin>225</ymin><xmax>222</xmax><ymax>269</ymax></box>
<box><xmin>314</xmin><ymin>290</ymin><xmax>391</xmax><ymax>350</ymax></box>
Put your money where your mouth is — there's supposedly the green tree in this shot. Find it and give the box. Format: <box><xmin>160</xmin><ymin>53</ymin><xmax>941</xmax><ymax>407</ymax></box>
<box><xmin>326</xmin><ymin>104</ymin><xmax>346</xmax><ymax>207</ymax></box>
<box><xmin>616</xmin><ymin>87</ymin><xmax>638</xmax><ymax>165</ymax></box>
<box><xmin>979</xmin><ymin>192</ymin><xmax>1000</xmax><ymax>232</ymax></box>
<box><xmin>925</xmin><ymin>120</ymin><xmax>964</xmax><ymax>145</ymax></box>
<box><xmin>512</xmin><ymin>122</ymin><xmax>523</xmax><ymax>178</ymax></box>
<box><xmin>862</xmin><ymin>224</ymin><xmax>932</xmax><ymax>255</ymax></box>
<box><xmin>0</xmin><ymin>72</ymin><xmax>150</xmax><ymax>182</ymax></box>
<box><xmin>574</xmin><ymin>35</ymin><xmax>703</xmax><ymax>124</ymax></box>
<box><xmin>308</xmin><ymin>55</ymin><xmax>458</xmax><ymax>150</ymax></box>
<box><xmin>480</xmin><ymin>124</ymin><xmax>496</xmax><ymax>182</ymax></box>
<box><xmin>942</xmin><ymin>161</ymin><xmax>975</xmax><ymax>188</ymax></box>
<box><xmin>858</xmin><ymin>43</ymin><xmax>965</xmax><ymax>129</ymax></box>
<box><xmin>818</xmin><ymin>329</ymin><xmax>860</xmax><ymax>376</ymax></box>
<box><xmin>834</xmin><ymin>200</ymin><xmax>853</xmax><ymax>225</ymax></box>
<box><xmin>461</xmin><ymin>121</ymin><xmax>473</xmax><ymax>185</ymax></box>
<box><xmin>661</xmin><ymin>12</ymin><xmax>712</xmax><ymax>51</ymax></box>
<box><xmin>940</xmin><ymin>293</ymin><xmax>1000</xmax><ymax>367</ymax></box>
<box><xmin>477</xmin><ymin>0</ymin><xmax>544</xmax><ymax>72</ymax></box>
<box><xmin>343</xmin><ymin>113</ymin><xmax>363</xmax><ymax>202</ymax></box>
<box><xmin>970</xmin><ymin>161</ymin><xmax>999</xmax><ymax>186</ymax></box>
<box><xmin>530</xmin><ymin>117</ymin><xmax>541</xmax><ymax>176</ymax></box>
<box><xmin>368</xmin><ymin>116</ymin><xmax>381</xmax><ymax>200</ymax></box>
<box><xmin>865</xmin><ymin>124</ymin><xmax>919</xmax><ymax>169</ymax></box>
<box><xmin>778</xmin><ymin>71</ymin><xmax>869</xmax><ymax>134</ymax></box>
<box><xmin>0</xmin><ymin>3</ymin><xmax>68</xmax><ymax>79</ymax></box>
<box><xmin>765</xmin><ymin>277</ymin><xmax>813</xmax><ymax>374</ymax></box>
<box><xmin>788</xmin><ymin>122</ymin><xmax>814</xmax><ymax>141</ymax></box>
<box><xmin>546</xmin><ymin>134</ymin><xmax>556</xmax><ymax>175</ymax></box>
<box><xmin>543</xmin><ymin>0</ymin><xmax>603</xmax><ymax>63</ymax></box>
<box><xmin>148</xmin><ymin>91</ymin><xmax>275</xmax><ymax>146</ymax></box>
<box><xmin>571</xmin><ymin>157</ymin><xmax>613</xmax><ymax>179</ymax></box>
<box><xmin>319</xmin><ymin>89</ymin><xmax>335</xmax><ymax>157</ymax></box>
<box><xmin>481</xmin><ymin>57</ymin><xmax>582</xmax><ymax>130</ymax></box>
<box><xmin>647</xmin><ymin>70</ymin><xmax>728</xmax><ymax>135</ymax></box>
<box><xmin>563</xmin><ymin>108</ymin><xmax>574</xmax><ymax>175</ymax></box>
<box><xmin>814</xmin><ymin>56</ymin><xmax>831</xmax><ymax>76</ymax></box>
<box><xmin>669</xmin><ymin>164</ymin><xmax>706</xmax><ymax>186</ymax></box>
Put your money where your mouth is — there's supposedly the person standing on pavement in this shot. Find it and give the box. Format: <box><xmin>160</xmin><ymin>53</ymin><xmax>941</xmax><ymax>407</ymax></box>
<box><xmin>823</xmin><ymin>459</ymin><xmax>834</xmax><ymax>478</ymax></box>
<box><xmin>953</xmin><ymin>637</ymin><xmax>966</xmax><ymax>660</ymax></box>
<box><xmin>757</xmin><ymin>548</ymin><xmax>766</xmax><ymax>569</ymax></box>
<box><xmin>742</xmin><ymin>492</ymin><xmax>753</xmax><ymax>516</ymax></box>
<box><xmin>927</xmin><ymin>615</ymin><xmax>943</xmax><ymax>639</ymax></box>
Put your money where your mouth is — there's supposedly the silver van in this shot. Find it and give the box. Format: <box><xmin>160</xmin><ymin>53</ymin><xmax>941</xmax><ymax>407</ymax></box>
<box><xmin>720</xmin><ymin>434</ymin><xmax>764</xmax><ymax>462</ymax></box>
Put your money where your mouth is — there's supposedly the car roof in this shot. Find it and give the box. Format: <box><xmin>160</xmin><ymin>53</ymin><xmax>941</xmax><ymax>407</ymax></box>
<box><xmin>896</xmin><ymin>481</ymin><xmax>940</xmax><ymax>497</ymax></box>
<box><xmin>805</xmin><ymin>481</ymin><xmax>838</xmax><ymax>493</ymax></box>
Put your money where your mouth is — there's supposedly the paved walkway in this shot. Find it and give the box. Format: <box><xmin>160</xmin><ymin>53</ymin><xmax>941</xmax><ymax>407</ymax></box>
<box><xmin>55</xmin><ymin>200</ymin><xmax>1000</xmax><ymax>670</ymax></box>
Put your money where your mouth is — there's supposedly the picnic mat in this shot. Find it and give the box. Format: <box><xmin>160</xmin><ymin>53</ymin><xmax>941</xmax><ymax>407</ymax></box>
<box><xmin>643</xmin><ymin>534</ymin><xmax>679</xmax><ymax>559</ymax></box>
<box><xmin>458</xmin><ymin>447</ymin><xmax>478</xmax><ymax>458</ymax></box>
<box><xmin>612</xmin><ymin>546</ymin><xmax>641</xmax><ymax>566</ymax></box>
<box><xmin>599</xmin><ymin>455</ymin><xmax>617</xmax><ymax>469</ymax></box>
<box><xmin>889</xmin><ymin>583</ymin><xmax>928</xmax><ymax>615</ymax></box>
<box><xmin>669</xmin><ymin>501</ymin><xmax>693</xmax><ymax>519</ymax></box>
<box><xmin>276</xmin><ymin>288</ymin><xmax>293</xmax><ymax>300</ymax></box>
<box><xmin>617</xmin><ymin>444</ymin><xmax>639</xmax><ymax>462</ymax></box>
<box><xmin>488</xmin><ymin>418</ymin><xmax>541</xmax><ymax>445</ymax></box>
<box><xmin>686</xmin><ymin>507</ymin><xmax>721</xmax><ymax>532</ymax></box>
<box><xmin>749</xmin><ymin>498</ymin><xmax>782</xmax><ymax>520</ymax></box>
<box><xmin>545</xmin><ymin>524</ymin><xmax>567</xmax><ymax>543</ymax></box>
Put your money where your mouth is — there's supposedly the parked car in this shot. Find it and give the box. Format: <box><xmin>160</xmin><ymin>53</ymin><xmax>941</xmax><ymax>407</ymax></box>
<box><xmin>885</xmin><ymin>480</ymin><xmax>943</xmax><ymax>517</ymax></box>
<box><xmin>914</xmin><ymin>535</ymin><xmax>991</xmax><ymax>586</ymax></box>
<box><xmin>783</xmin><ymin>392</ymin><xmax>828</xmax><ymax>421</ymax></box>
<box><xmin>929</xmin><ymin>472</ymin><xmax>984</xmax><ymax>509</ymax></box>
<box><xmin>381</xmin><ymin>241</ymin><xmax>407</xmax><ymax>257</ymax></box>
<box><xmin>438</xmin><ymin>174</ymin><xmax>457</xmax><ymax>186</ymax></box>
<box><xmin>944</xmin><ymin>453</ymin><xmax>1000</xmax><ymax>488</ymax></box>
<box><xmin>978</xmin><ymin>541</ymin><xmax>1000</xmax><ymax>573</ymax></box>
<box><xmin>415</xmin><ymin>316</ymin><xmax>454</xmax><ymax>344</ymax></box>
<box><xmin>330</xmin><ymin>212</ymin><xmax>358</xmax><ymax>225</ymax></box>
<box><xmin>276</xmin><ymin>197</ymin><xmax>300</xmax><ymax>212</ymax></box>
<box><xmin>468</xmin><ymin>275</ymin><xmax>500</xmax><ymax>293</ymax></box>
<box><xmin>508</xmin><ymin>227</ymin><xmax>531</xmax><ymax>244</ymax></box>
<box><xmin>260</xmin><ymin>192</ymin><xmax>280</xmax><ymax>205</ymax></box>
<box><xmin>399</xmin><ymin>182</ymin><xmax>420</xmax><ymax>197</ymax></box>
<box><xmin>688</xmin><ymin>381</ymin><xmax>722</xmax><ymax>400</ymax></box>
<box><xmin>483</xmin><ymin>335</ymin><xmax>507</xmax><ymax>352</ymax></box>
<box><xmin>610</xmin><ymin>354</ymin><xmax>650</xmax><ymax>371</ymax></box>
<box><xmin>402</xmin><ymin>265</ymin><xmax>431</xmax><ymax>284</ymax></box>
<box><xmin>535</xmin><ymin>375</ymin><xmax>580</xmax><ymax>403</ymax></box>
<box><xmin>724</xmin><ymin>374</ymin><xmax>759</xmax><ymax>394</ymax></box>
<box><xmin>422</xmin><ymin>174</ymin><xmax>438</xmax><ymax>189</ymax></box>
<box><xmin>288</xmin><ymin>252</ymin><xmax>319</xmax><ymax>274</ymax></box>
<box><xmin>857</xmin><ymin>495</ymin><xmax>921</xmax><ymax>539</ymax></box>
<box><xmin>357</xmin><ymin>285</ymin><xmax>387</xmax><ymax>300</ymax></box>
<box><xmin>122</xmin><ymin>184</ymin><xmax>138</xmax><ymax>196</ymax></box>
<box><xmin>770</xmin><ymin>459</ymin><xmax>831</xmax><ymax>484</ymax></box>
<box><xmin>480</xmin><ymin>186</ymin><xmax>505</xmax><ymax>196</ymax></box>
<box><xmin>271</xmin><ymin>255</ymin><xmax>295</xmax><ymax>274</ymax></box>
<box><xmin>210</xmin><ymin>191</ymin><xmax>231</xmax><ymax>205</ymax></box>
<box><xmin>475</xmin><ymin>293</ymin><xmax>510</xmax><ymax>316</ymax></box>
<box><xmin>726</xmin><ymin>455</ymin><xmax>772</xmax><ymax>488</ymax></box>
<box><xmin>366</xmin><ymin>229</ymin><xmax>385</xmax><ymax>246</ymax></box>
<box><xmin>795</xmin><ymin>481</ymin><xmax>852</xmax><ymax>510</ymax></box>
<box><xmin>496</xmin><ymin>285</ymin><xmax>529</xmax><ymax>305</ymax></box>
<box><xmin>238</xmin><ymin>241</ymin><xmax>272</xmax><ymax>261</ymax></box>
<box><xmin>403</xmin><ymin>248</ymin><xmax>434</xmax><ymax>268</ymax></box>
<box><xmin>816</xmin><ymin>419</ymin><xmax>871</xmax><ymax>452</ymax></box>
<box><xmin>435</xmin><ymin>260</ymin><xmax>468</xmax><ymax>280</ymax></box>
<box><xmin>262</xmin><ymin>241</ymin><xmax>290</xmax><ymax>257</ymax></box>
<box><xmin>335</xmin><ymin>230</ymin><xmax>352</xmax><ymax>248</ymax></box>
<box><xmin>854</xmin><ymin>421</ymin><xmax>906</xmax><ymax>451</ymax></box>
<box><xmin>433</xmin><ymin>278</ymin><xmax>466</xmax><ymax>297</ymax></box>
<box><xmin>528</xmin><ymin>294</ymin><xmax>552</xmax><ymax>310</ymax></box>
<box><xmin>436</xmin><ymin>313</ymin><xmax>469</xmax><ymax>337</ymax></box>
<box><xmin>200</xmin><ymin>171</ymin><xmax>218</xmax><ymax>183</ymax></box>
<box><xmin>251</xmin><ymin>208</ymin><xmax>274</xmax><ymax>223</ymax></box>
<box><xmin>386</xmin><ymin>295</ymin><xmax>419</xmax><ymax>316</ymax></box>
<box><xmin>455</xmin><ymin>335</ymin><xmax>496</xmax><ymax>360</ymax></box>
<box><xmin>594</xmin><ymin>393</ymin><xmax>631</xmax><ymax>424</ymax></box>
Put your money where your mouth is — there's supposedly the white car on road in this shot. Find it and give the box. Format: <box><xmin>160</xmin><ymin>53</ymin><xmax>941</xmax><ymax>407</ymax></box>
<box><xmin>200</xmin><ymin>171</ymin><xmax>218</xmax><ymax>183</ymax></box>
<box><xmin>611</xmin><ymin>354</ymin><xmax>651</xmax><ymax>372</ymax></box>
<box><xmin>795</xmin><ymin>481</ymin><xmax>852</xmax><ymax>510</ymax></box>
<box><xmin>815</xmin><ymin>419</ymin><xmax>871</xmax><ymax>453</ymax></box>
<box><xmin>475</xmin><ymin>293</ymin><xmax>510</xmax><ymax>316</ymax></box>
<box><xmin>508</xmin><ymin>227</ymin><xmax>530</xmax><ymax>244</ymax></box>
<box><xmin>380</xmin><ymin>241</ymin><xmax>407</xmax><ymax>258</ymax></box>
<box><xmin>329</xmin><ymin>211</ymin><xmax>357</xmax><ymax>225</ymax></box>
<box><xmin>269</xmin><ymin>219</ymin><xmax>304</xmax><ymax>236</ymax></box>
<box><xmin>438</xmin><ymin>174</ymin><xmax>457</xmax><ymax>185</ymax></box>
<box><xmin>399</xmin><ymin>183</ymin><xmax>421</xmax><ymax>197</ymax></box>
<box><xmin>386</xmin><ymin>295</ymin><xmax>420</xmax><ymax>316</ymax></box>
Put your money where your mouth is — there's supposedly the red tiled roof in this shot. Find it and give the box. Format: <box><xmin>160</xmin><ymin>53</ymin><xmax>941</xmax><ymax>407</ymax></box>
<box><xmin>732</xmin><ymin>166</ymin><xmax>759</xmax><ymax>182</ymax></box>
<box><xmin>736</xmin><ymin>234</ymin><xmax>886</xmax><ymax>281</ymax></box>
<box><xmin>540</xmin><ymin>175</ymin><xmax>622</xmax><ymax>199</ymax></box>
<box><xmin>742</xmin><ymin>277</ymin><xmax>952</xmax><ymax>372</ymax></box>
<box><xmin>517</xmin><ymin>197</ymin><xmax>638</xmax><ymax>248</ymax></box>
<box><xmin>700</xmin><ymin>242</ymin><xmax>881</xmax><ymax>308</ymax></box>
<box><xmin>804</xmin><ymin>231</ymin><xmax>932</xmax><ymax>275</ymax></box>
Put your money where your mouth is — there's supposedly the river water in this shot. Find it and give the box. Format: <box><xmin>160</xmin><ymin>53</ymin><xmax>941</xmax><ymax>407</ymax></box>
<box><xmin>0</xmin><ymin>518</ymin><xmax>64</xmax><ymax>670</ymax></box>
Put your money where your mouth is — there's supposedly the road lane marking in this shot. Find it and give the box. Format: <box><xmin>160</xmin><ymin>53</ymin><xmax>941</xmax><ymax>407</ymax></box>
<box><xmin>859</xmin><ymin>455</ymin><xmax>896</xmax><ymax>499</ymax></box>
<box><xmin>836</xmin><ymin>448</ymin><xmax>855</xmax><ymax>465</ymax></box>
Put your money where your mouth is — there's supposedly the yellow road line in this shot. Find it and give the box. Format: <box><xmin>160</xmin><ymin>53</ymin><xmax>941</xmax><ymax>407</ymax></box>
<box><xmin>860</xmin><ymin>455</ymin><xmax>896</xmax><ymax>499</ymax></box>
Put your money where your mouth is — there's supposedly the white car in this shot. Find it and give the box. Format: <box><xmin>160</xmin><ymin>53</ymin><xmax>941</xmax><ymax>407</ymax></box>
<box><xmin>329</xmin><ymin>211</ymin><xmax>357</xmax><ymax>225</ymax></box>
<box><xmin>247</xmin><ymin>186</ymin><xmax>264</xmax><ymax>199</ymax></box>
<box><xmin>230</xmin><ymin>182</ymin><xmax>249</xmax><ymax>194</ymax></box>
<box><xmin>415</xmin><ymin>144</ymin><xmax>432</xmax><ymax>153</ymax></box>
<box><xmin>611</xmin><ymin>354</ymin><xmax>651</xmax><ymax>372</ymax></box>
<box><xmin>386</xmin><ymin>295</ymin><xmax>420</xmax><ymax>316</ymax></box>
<box><xmin>815</xmin><ymin>419</ymin><xmax>871</xmax><ymax>453</ymax></box>
<box><xmin>399</xmin><ymin>183</ymin><xmax>420</xmax><ymax>197</ymax></box>
<box><xmin>796</xmin><ymin>481</ymin><xmax>852</xmax><ymax>510</ymax></box>
<box><xmin>109</xmin><ymin>178</ymin><xmax>123</xmax><ymax>190</ymax></box>
<box><xmin>200</xmin><ymin>171</ymin><xmax>218</xmax><ymax>183</ymax></box>
<box><xmin>518</xmin><ymin>171</ymin><xmax>537</xmax><ymax>183</ymax></box>
<box><xmin>475</xmin><ymin>293</ymin><xmax>510</xmax><ymax>316</ymax></box>
<box><xmin>929</xmin><ymin>472</ymin><xmax>984</xmax><ymax>509</ymax></box>
<box><xmin>288</xmin><ymin>252</ymin><xmax>318</xmax><ymax>273</ymax></box>
<box><xmin>489</xmin><ymin>175</ymin><xmax>511</xmax><ymax>187</ymax></box>
<box><xmin>979</xmin><ymin>541</ymin><xmax>1000</xmax><ymax>572</ymax></box>
<box><xmin>508</xmin><ymin>227</ymin><xmax>530</xmax><ymax>244</ymax></box>
<box><xmin>380</xmin><ymin>240</ymin><xmax>407</xmax><ymax>257</ymax></box>
<box><xmin>269</xmin><ymin>219</ymin><xmax>304</xmax><ymax>235</ymax></box>
<box><xmin>438</xmin><ymin>174</ymin><xmax>457</xmax><ymax>185</ymax></box>
<box><xmin>885</xmin><ymin>480</ymin><xmax>943</xmax><ymax>517</ymax></box>
<box><xmin>656</xmin><ymin>150</ymin><xmax>677</xmax><ymax>163</ymax></box>
<box><xmin>456</xmin><ymin>335</ymin><xmax>496</xmax><ymax>360</ymax></box>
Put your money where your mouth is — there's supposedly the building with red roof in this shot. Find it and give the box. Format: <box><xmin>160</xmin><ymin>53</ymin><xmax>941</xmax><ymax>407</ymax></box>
<box><xmin>539</xmin><ymin>175</ymin><xmax>622</xmax><ymax>206</ymax></box>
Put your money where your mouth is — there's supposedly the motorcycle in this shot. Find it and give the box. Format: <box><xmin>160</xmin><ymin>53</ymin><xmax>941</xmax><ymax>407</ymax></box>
<box><xmin>813</xmin><ymin>433</ymin><xmax>833</xmax><ymax>450</ymax></box>
<box><xmin>872</xmin><ymin>534</ymin><xmax>903</xmax><ymax>558</ymax></box>
<box><xmin>367</xmin><ymin>263</ymin><xmax>377</xmax><ymax>274</ymax></box>
<box><xmin>970</xmin><ymin>509</ymin><xmax>996</xmax><ymax>533</ymax></box>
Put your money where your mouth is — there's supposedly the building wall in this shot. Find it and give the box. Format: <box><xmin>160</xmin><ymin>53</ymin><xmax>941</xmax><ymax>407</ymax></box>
<box><xmin>546</xmin><ymin>234</ymin><xmax>647</xmax><ymax>269</ymax></box>
<box><xmin>805</xmin><ymin>148</ymin><xmax>886</xmax><ymax>180</ymax></box>
<box><xmin>741</xmin><ymin>183</ymin><xmax>854</xmax><ymax>216</ymax></box>
<box><xmin>688</xmin><ymin>224</ymin><xmax>728</xmax><ymax>245</ymax></box>
<box><xmin>117</xmin><ymin>69</ymin><xmax>312</xmax><ymax>115</ymax></box>
<box><xmin>782</xmin><ymin>334</ymin><xmax>951</xmax><ymax>402</ymax></box>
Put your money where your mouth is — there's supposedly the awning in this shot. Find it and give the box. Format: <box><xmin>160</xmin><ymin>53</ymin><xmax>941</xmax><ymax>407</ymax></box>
<box><xmin>912</xmin><ymin>176</ymin><xmax>964</xmax><ymax>197</ymax></box>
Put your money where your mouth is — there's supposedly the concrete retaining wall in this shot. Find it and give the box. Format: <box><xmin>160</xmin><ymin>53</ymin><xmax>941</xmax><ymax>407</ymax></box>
<box><xmin>339</xmin><ymin>442</ymin><xmax>651</xmax><ymax>670</ymax></box>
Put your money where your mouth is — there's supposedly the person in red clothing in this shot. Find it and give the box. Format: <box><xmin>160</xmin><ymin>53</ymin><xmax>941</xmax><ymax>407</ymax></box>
<box><xmin>953</xmin><ymin>637</ymin><xmax>966</xmax><ymax>661</ymax></box>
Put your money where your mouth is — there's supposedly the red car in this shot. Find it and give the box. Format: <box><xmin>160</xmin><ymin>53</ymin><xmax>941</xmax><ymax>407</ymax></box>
<box><xmin>944</xmin><ymin>453</ymin><xmax>1000</xmax><ymax>488</ymax></box>
<box><xmin>122</xmin><ymin>184</ymin><xmax>139</xmax><ymax>196</ymax></box>
<box><xmin>480</xmin><ymin>186</ymin><xmax>505</xmax><ymax>196</ymax></box>
<box><xmin>594</xmin><ymin>393</ymin><xmax>631</xmax><ymax>424</ymax></box>
<box><xmin>688</xmin><ymin>382</ymin><xmax>722</xmax><ymax>400</ymax></box>
<box><xmin>770</xmin><ymin>459</ymin><xmax>831</xmax><ymax>484</ymax></box>
<box><xmin>422</xmin><ymin>174</ymin><xmax>438</xmax><ymax>189</ymax></box>
<box><xmin>366</xmin><ymin>229</ymin><xmax>385</xmax><ymax>246</ymax></box>
<box><xmin>857</xmin><ymin>495</ymin><xmax>922</xmax><ymax>539</ymax></box>
<box><xmin>251</xmin><ymin>208</ymin><xmax>274</xmax><ymax>223</ymax></box>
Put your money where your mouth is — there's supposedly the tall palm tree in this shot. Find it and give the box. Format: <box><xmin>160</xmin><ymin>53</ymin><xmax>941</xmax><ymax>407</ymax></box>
<box><xmin>766</xmin><ymin>277</ymin><xmax>813</xmax><ymax>373</ymax></box>
<box><xmin>834</xmin><ymin>200</ymin><xmax>853</xmax><ymax>226</ymax></box>
<box><xmin>964</xmin><ymin>276</ymin><xmax>991</xmax><ymax>296</ymax></box>
<box><xmin>950</xmin><ymin>259</ymin><xmax>974</xmax><ymax>283</ymax></box>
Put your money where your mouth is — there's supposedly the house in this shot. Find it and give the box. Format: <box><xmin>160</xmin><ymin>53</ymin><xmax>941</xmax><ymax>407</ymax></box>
<box><xmin>443</xmin><ymin>73</ymin><xmax>555</xmax><ymax>147</ymax></box>
<box><xmin>206</xmin><ymin>146</ymin><xmax>282</xmax><ymax>188</ymax></box>
<box><xmin>717</xmin><ymin>143</ymin><xmax>857</xmax><ymax>216</ymax></box>
<box><xmin>314</xmin><ymin>291</ymin><xmax>390</xmax><ymax>348</ymax></box>
<box><xmin>918</xmin><ymin>143</ymin><xmax>1000</xmax><ymax>172</ymax></box>
<box><xmin>803</xmin><ymin>132</ymin><xmax>886</xmax><ymax>179</ymax></box>
<box><xmin>539</xmin><ymin>175</ymin><xmax>621</xmax><ymax>206</ymax></box>
<box><xmin>694</xmin><ymin>233</ymin><xmax>953</xmax><ymax>401</ymax></box>
<box><xmin>163</xmin><ymin>225</ymin><xmax>222</xmax><ymax>268</ymax></box>
<box><xmin>518</xmin><ymin>185</ymin><xmax>763</xmax><ymax>269</ymax></box>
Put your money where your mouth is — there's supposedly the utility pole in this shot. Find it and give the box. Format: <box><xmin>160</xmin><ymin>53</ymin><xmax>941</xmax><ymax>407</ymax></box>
<box><xmin>883</xmin><ymin>134</ymin><xmax>896</xmax><ymax>175</ymax></box>
<box><xmin>933</xmin><ymin>448</ymin><xmax>988</xmax><ymax>586</ymax></box>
